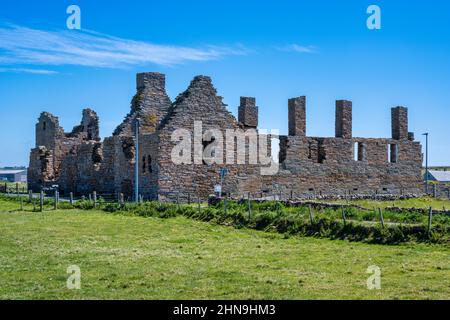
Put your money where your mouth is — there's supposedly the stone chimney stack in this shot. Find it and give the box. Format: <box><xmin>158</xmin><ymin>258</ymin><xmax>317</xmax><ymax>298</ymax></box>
<box><xmin>238</xmin><ymin>97</ymin><xmax>258</xmax><ymax>128</ymax></box>
<box><xmin>113</xmin><ymin>72</ymin><xmax>171</xmax><ymax>136</ymax></box>
<box><xmin>391</xmin><ymin>106</ymin><xmax>408</xmax><ymax>140</ymax></box>
<box><xmin>136</xmin><ymin>72</ymin><xmax>166</xmax><ymax>93</ymax></box>
<box><xmin>335</xmin><ymin>100</ymin><xmax>352</xmax><ymax>139</ymax></box>
<box><xmin>288</xmin><ymin>96</ymin><xmax>306</xmax><ymax>136</ymax></box>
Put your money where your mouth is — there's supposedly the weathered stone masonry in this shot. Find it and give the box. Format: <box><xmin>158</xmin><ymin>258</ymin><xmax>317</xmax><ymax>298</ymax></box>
<box><xmin>28</xmin><ymin>72</ymin><xmax>424</xmax><ymax>200</ymax></box>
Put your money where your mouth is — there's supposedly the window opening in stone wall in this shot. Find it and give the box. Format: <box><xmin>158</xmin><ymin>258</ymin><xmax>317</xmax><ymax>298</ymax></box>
<box><xmin>202</xmin><ymin>137</ymin><xmax>215</xmax><ymax>165</ymax></box>
<box><xmin>148</xmin><ymin>155</ymin><xmax>153</xmax><ymax>173</ymax></box>
<box><xmin>318</xmin><ymin>140</ymin><xmax>326</xmax><ymax>164</ymax></box>
<box><xmin>92</xmin><ymin>144</ymin><xmax>103</xmax><ymax>164</ymax></box>
<box><xmin>354</xmin><ymin>142</ymin><xmax>366</xmax><ymax>161</ymax></box>
<box><xmin>43</xmin><ymin>121</ymin><xmax>46</xmax><ymax>131</ymax></box>
<box><xmin>388</xmin><ymin>144</ymin><xmax>398</xmax><ymax>163</ymax></box>
<box><xmin>142</xmin><ymin>156</ymin><xmax>146</xmax><ymax>173</ymax></box>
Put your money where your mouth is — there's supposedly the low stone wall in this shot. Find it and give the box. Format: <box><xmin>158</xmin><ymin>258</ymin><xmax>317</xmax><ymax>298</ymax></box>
<box><xmin>384</xmin><ymin>206</ymin><xmax>449</xmax><ymax>216</ymax></box>
<box><xmin>234</xmin><ymin>198</ymin><xmax>450</xmax><ymax>216</ymax></box>
<box><xmin>426</xmin><ymin>183</ymin><xmax>450</xmax><ymax>199</ymax></box>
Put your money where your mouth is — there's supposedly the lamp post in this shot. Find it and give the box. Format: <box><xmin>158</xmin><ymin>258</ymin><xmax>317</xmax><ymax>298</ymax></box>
<box><xmin>134</xmin><ymin>118</ymin><xmax>140</xmax><ymax>203</ymax></box>
<box><xmin>422</xmin><ymin>133</ymin><xmax>429</xmax><ymax>195</ymax></box>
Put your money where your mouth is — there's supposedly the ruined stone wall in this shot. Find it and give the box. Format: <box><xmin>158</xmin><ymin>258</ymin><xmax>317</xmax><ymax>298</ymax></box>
<box><xmin>236</xmin><ymin>100</ymin><xmax>423</xmax><ymax>198</ymax></box>
<box><xmin>244</xmin><ymin>136</ymin><xmax>423</xmax><ymax>198</ymax></box>
<box><xmin>111</xmin><ymin>135</ymin><xmax>136</xmax><ymax>198</ymax></box>
<box><xmin>96</xmin><ymin>137</ymin><xmax>117</xmax><ymax>195</ymax></box>
<box><xmin>58</xmin><ymin>141</ymin><xmax>103</xmax><ymax>195</ymax></box>
<box><xmin>69</xmin><ymin>109</ymin><xmax>100</xmax><ymax>141</ymax></box>
<box><xmin>29</xmin><ymin>71</ymin><xmax>424</xmax><ymax>201</ymax></box>
<box><xmin>157</xmin><ymin>76</ymin><xmax>242</xmax><ymax>201</ymax></box>
<box><xmin>138</xmin><ymin>134</ymin><xmax>159</xmax><ymax>200</ymax></box>
<box><xmin>156</xmin><ymin>76</ymin><xmax>275</xmax><ymax>202</ymax></box>
<box><xmin>28</xmin><ymin>109</ymin><xmax>101</xmax><ymax>192</ymax></box>
<box><xmin>27</xmin><ymin>146</ymin><xmax>55</xmax><ymax>191</ymax></box>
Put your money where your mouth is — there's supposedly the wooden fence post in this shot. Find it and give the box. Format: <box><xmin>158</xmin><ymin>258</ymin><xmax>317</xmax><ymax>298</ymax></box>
<box><xmin>378</xmin><ymin>208</ymin><xmax>385</xmax><ymax>228</ymax></box>
<box><xmin>341</xmin><ymin>207</ymin><xmax>346</xmax><ymax>225</ymax></box>
<box><xmin>428</xmin><ymin>207</ymin><xmax>433</xmax><ymax>232</ymax></box>
<box><xmin>28</xmin><ymin>190</ymin><xmax>33</xmax><ymax>202</ymax></box>
<box><xmin>119</xmin><ymin>193</ymin><xmax>124</xmax><ymax>206</ymax></box>
<box><xmin>433</xmin><ymin>185</ymin><xmax>437</xmax><ymax>198</ymax></box>
<box><xmin>197</xmin><ymin>195</ymin><xmax>201</xmax><ymax>214</ymax></box>
<box><xmin>93</xmin><ymin>191</ymin><xmax>97</xmax><ymax>208</ymax></box>
<box><xmin>16</xmin><ymin>183</ymin><xmax>19</xmax><ymax>195</ymax></box>
<box><xmin>308</xmin><ymin>204</ymin><xmax>313</xmax><ymax>225</ymax></box>
<box><xmin>276</xmin><ymin>200</ymin><xmax>281</xmax><ymax>217</ymax></box>
<box><xmin>40</xmin><ymin>191</ymin><xmax>44</xmax><ymax>212</ymax></box>
<box><xmin>20</xmin><ymin>196</ymin><xmax>23</xmax><ymax>211</ymax></box>
<box><xmin>70</xmin><ymin>192</ymin><xmax>74</xmax><ymax>206</ymax></box>
<box><xmin>54</xmin><ymin>190</ymin><xmax>58</xmax><ymax>210</ymax></box>
<box><xmin>248</xmin><ymin>193</ymin><xmax>252</xmax><ymax>220</ymax></box>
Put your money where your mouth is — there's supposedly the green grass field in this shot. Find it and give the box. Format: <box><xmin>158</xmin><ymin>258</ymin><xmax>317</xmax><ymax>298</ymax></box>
<box><xmin>0</xmin><ymin>198</ymin><xmax>449</xmax><ymax>299</ymax></box>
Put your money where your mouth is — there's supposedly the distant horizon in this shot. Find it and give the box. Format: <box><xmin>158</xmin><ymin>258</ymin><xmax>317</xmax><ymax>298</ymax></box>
<box><xmin>1</xmin><ymin>0</ymin><xmax>449</xmax><ymax>167</ymax></box>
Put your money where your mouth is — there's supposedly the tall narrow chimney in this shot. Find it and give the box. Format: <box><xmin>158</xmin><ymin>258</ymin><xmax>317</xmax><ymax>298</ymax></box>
<box><xmin>238</xmin><ymin>97</ymin><xmax>258</xmax><ymax>128</ymax></box>
<box><xmin>335</xmin><ymin>100</ymin><xmax>352</xmax><ymax>139</ymax></box>
<box><xmin>288</xmin><ymin>96</ymin><xmax>306</xmax><ymax>136</ymax></box>
<box><xmin>391</xmin><ymin>106</ymin><xmax>408</xmax><ymax>140</ymax></box>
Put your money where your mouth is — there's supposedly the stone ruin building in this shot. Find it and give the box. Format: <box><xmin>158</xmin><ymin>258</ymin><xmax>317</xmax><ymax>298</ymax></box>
<box><xmin>28</xmin><ymin>72</ymin><xmax>423</xmax><ymax>201</ymax></box>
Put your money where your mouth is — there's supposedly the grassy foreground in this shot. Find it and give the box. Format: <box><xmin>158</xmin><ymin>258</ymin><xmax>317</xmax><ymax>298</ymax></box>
<box><xmin>0</xmin><ymin>207</ymin><xmax>449</xmax><ymax>299</ymax></box>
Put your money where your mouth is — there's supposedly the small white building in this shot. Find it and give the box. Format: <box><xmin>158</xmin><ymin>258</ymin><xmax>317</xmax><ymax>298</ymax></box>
<box><xmin>424</xmin><ymin>170</ymin><xmax>450</xmax><ymax>183</ymax></box>
<box><xmin>0</xmin><ymin>169</ymin><xmax>27</xmax><ymax>182</ymax></box>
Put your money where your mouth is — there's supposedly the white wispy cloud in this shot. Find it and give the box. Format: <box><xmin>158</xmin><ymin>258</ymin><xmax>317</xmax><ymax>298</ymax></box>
<box><xmin>278</xmin><ymin>44</ymin><xmax>318</xmax><ymax>54</ymax></box>
<box><xmin>0</xmin><ymin>24</ymin><xmax>247</xmax><ymax>70</ymax></box>
<box><xmin>0</xmin><ymin>67</ymin><xmax>57</xmax><ymax>74</ymax></box>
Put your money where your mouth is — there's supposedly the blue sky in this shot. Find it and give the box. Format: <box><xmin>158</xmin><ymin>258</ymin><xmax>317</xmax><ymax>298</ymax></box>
<box><xmin>0</xmin><ymin>0</ymin><xmax>449</xmax><ymax>167</ymax></box>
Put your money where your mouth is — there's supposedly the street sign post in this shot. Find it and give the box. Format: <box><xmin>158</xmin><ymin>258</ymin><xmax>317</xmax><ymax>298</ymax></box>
<box><xmin>219</xmin><ymin>168</ymin><xmax>228</xmax><ymax>198</ymax></box>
